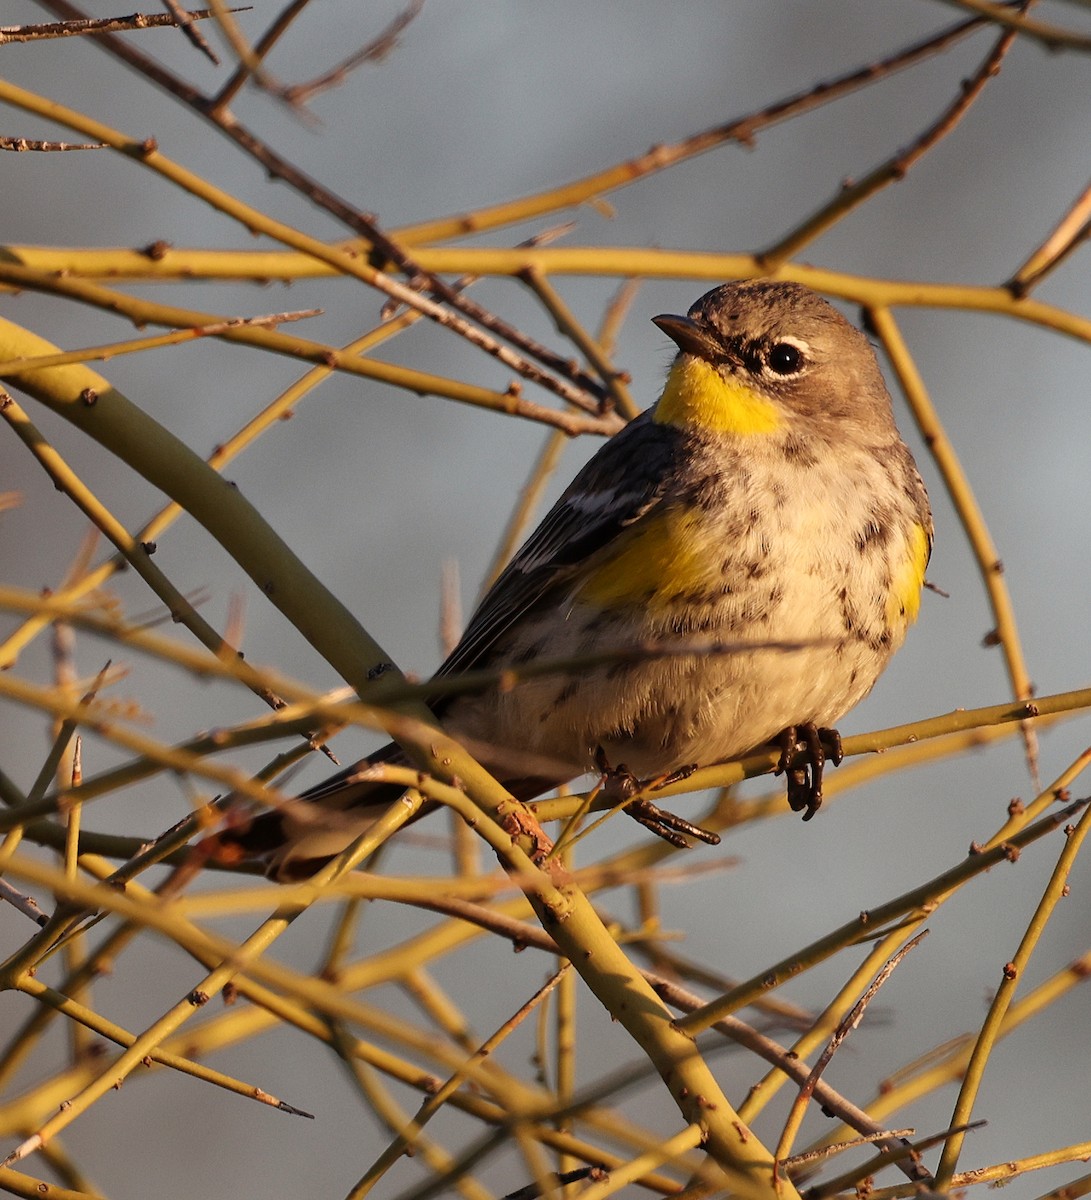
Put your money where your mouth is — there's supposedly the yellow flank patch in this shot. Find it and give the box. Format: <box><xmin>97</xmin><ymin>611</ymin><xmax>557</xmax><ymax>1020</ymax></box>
<box><xmin>653</xmin><ymin>355</ymin><xmax>782</xmax><ymax>435</ymax></box>
<box><xmin>886</xmin><ymin>522</ymin><xmax>931</xmax><ymax>628</ymax></box>
<box><xmin>578</xmin><ymin>507</ymin><xmax>719</xmax><ymax>611</ymax></box>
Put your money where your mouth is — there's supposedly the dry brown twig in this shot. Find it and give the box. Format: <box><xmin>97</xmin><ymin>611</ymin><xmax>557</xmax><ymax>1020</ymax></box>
<box><xmin>278</xmin><ymin>0</ymin><xmax>425</xmax><ymax>107</ymax></box>
<box><xmin>1007</xmin><ymin>178</ymin><xmax>1091</xmax><ymax>295</ymax></box>
<box><xmin>0</xmin><ymin>6</ymin><xmax>248</xmax><ymax>44</ymax></box>
<box><xmin>759</xmin><ymin>10</ymin><xmax>1025</xmax><ymax>269</ymax></box>
<box><xmin>28</xmin><ymin>0</ymin><xmax>1003</xmax><ymax>419</ymax></box>
<box><xmin>27</xmin><ymin>0</ymin><xmax>610</xmax><ymax>413</ymax></box>
<box><xmin>0</xmin><ymin>136</ymin><xmax>106</xmax><ymax>151</ymax></box>
<box><xmin>3</xmin><ymin>6</ymin><xmax>1088</xmax><ymax>1198</ymax></box>
<box><xmin>160</xmin><ymin>0</ymin><xmax>220</xmax><ymax>64</ymax></box>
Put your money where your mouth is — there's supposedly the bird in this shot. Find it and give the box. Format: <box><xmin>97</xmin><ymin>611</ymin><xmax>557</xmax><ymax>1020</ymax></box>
<box><xmin>203</xmin><ymin>279</ymin><xmax>932</xmax><ymax>880</ymax></box>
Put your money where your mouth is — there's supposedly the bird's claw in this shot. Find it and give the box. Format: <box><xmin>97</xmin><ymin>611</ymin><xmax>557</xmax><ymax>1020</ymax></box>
<box><xmin>594</xmin><ymin>749</ymin><xmax>720</xmax><ymax>848</ymax></box>
<box><xmin>775</xmin><ymin>724</ymin><xmax>844</xmax><ymax>821</ymax></box>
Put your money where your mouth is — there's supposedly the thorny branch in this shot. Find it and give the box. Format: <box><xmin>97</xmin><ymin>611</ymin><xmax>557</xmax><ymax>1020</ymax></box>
<box><xmin>0</xmin><ymin>7</ymin><xmax>247</xmax><ymax>43</ymax></box>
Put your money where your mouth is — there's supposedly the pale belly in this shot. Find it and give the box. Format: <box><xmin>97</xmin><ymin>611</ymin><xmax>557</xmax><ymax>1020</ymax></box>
<box><xmin>445</xmin><ymin>448</ymin><xmax>925</xmax><ymax>786</ymax></box>
<box><xmin>448</xmin><ymin>548</ymin><xmax>911</xmax><ymax>781</ymax></box>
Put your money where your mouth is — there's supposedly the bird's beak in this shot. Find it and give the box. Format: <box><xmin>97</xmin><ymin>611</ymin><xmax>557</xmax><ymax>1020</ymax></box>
<box><xmin>652</xmin><ymin>313</ymin><xmax>721</xmax><ymax>361</ymax></box>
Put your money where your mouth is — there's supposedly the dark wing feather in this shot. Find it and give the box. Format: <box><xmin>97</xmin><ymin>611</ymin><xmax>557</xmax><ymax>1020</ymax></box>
<box><xmin>434</xmin><ymin>410</ymin><xmax>680</xmax><ymax>689</ymax></box>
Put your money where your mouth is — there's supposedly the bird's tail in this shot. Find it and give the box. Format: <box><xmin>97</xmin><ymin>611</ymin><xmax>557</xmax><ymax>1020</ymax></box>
<box><xmin>198</xmin><ymin>738</ymin><xmax>573</xmax><ymax>881</ymax></box>
<box><xmin>198</xmin><ymin>740</ymin><xmax>417</xmax><ymax>881</ymax></box>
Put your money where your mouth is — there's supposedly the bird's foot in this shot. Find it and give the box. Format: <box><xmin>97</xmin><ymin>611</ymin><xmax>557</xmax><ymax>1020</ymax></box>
<box><xmin>774</xmin><ymin>724</ymin><xmax>844</xmax><ymax>821</ymax></box>
<box><xmin>594</xmin><ymin>749</ymin><xmax>720</xmax><ymax>849</ymax></box>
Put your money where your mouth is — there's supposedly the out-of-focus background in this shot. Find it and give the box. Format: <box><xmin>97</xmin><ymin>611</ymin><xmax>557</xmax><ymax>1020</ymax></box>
<box><xmin>2</xmin><ymin>3</ymin><xmax>1090</xmax><ymax>1198</ymax></box>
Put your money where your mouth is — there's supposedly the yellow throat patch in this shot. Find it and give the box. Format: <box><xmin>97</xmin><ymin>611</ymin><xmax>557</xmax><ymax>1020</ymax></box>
<box><xmin>653</xmin><ymin>355</ymin><xmax>782</xmax><ymax>435</ymax></box>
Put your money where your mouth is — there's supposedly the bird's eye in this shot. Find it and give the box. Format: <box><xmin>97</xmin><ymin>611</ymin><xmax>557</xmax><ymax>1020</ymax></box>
<box><xmin>766</xmin><ymin>342</ymin><xmax>804</xmax><ymax>376</ymax></box>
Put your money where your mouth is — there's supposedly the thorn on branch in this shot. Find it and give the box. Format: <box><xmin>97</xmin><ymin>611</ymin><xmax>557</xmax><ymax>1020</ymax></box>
<box><xmin>0</xmin><ymin>136</ymin><xmax>108</xmax><ymax>152</ymax></box>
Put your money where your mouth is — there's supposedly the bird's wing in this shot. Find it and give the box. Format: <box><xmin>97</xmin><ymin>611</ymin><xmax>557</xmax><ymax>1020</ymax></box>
<box><xmin>273</xmin><ymin>414</ymin><xmax>675</xmax><ymax>807</ymax></box>
<box><xmin>203</xmin><ymin>412</ymin><xmax>680</xmax><ymax>868</ymax></box>
<box><xmin>434</xmin><ymin>409</ymin><xmax>679</xmax><ymax>687</ymax></box>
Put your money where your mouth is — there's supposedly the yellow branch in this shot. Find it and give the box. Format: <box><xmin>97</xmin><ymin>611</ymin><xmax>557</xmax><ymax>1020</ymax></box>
<box><xmin>6</xmin><ymin>244</ymin><xmax>1089</xmax><ymax>343</ymax></box>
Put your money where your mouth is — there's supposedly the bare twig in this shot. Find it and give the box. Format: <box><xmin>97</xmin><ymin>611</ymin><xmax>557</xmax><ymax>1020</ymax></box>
<box><xmin>775</xmin><ymin>933</ymin><xmax>929</xmax><ymax>1173</ymax></box>
<box><xmin>30</xmin><ymin>1</ymin><xmax>609</xmax><ymax>413</ymax></box>
<box><xmin>868</xmin><ymin>306</ymin><xmax>1040</xmax><ymax>787</ymax></box>
<box><xmin>160</xmin><ymin>0</ymin><xmax>219</xmax><ymax>63</ymax></box>
<box><xmin>0</xmin><ymin>265</ymin><xmax>619</xmax><ymax>435</ymax></box>
<box><xmin>279</xmin><ymin>0</ymin><xmax>425</xmax><ymax>106</ymax></box>
<box><xmin>0</xmin><ymin>310</ymin><xmax>322</xmax><ymax>374</ymax></box>
<box><xmin>519</xmin><ymin>268</ymin><xmax>636</xmax><ymax>416</ymax></box>
<box><xmin>346</xmin><ymin>966</ymin><xmax>570</xmax><ymax>1198</ymax></box>
<box><xmin>1007</xmin><ymin>178</ymin><xmax>1091</xmax><ymax>295</ymax></box>
<box><xmin>397</xmin><ymin>8</ymin><xmax>1000</xmax><ymax>246</ymax></box>
<box><xmin>0</xmin><ymin>877</ymin><xmax>49</xmax><ymax>926</ymax></box>
<box><xmin>798</xmin><ymin>1121</ymin><xmax>985</xmax><ymax>1196</ymax></box>
<box><xmin>931</xmin><ymin>0</ymin><xmax>1091</xmax><ymax>51</ymax></box>
<box><xmin>29</xmin><ymin>0</ymin><xmax>1001</xmax><ymax>414</ymax></box>
<box><xmin>0</xmin><ymin>136</ymin><xmax>106</xmax><ymax>151</ymax></box>
<box><xmin>212</xmin><ymin>0</ymin><xmax>312</xmax><ymax>109</ymax></box>
<box><xmin>0</xmin><ymin>7</ymin><xmax>248</xmax><ymax>43</ymax></box>
<box><xmin>935</xmin><ymin>801</ymin><xmax>1091</xmax><ymax>1188</ymax></box>
<box><xmin>760</xmin><ymin>13</ymin><xmax>1023</xmax><ymax>269</ymax></box>
<box><xmin>0</xmin><ymin>392</ymin><xmax>304</xmax><ymax>731</ymax></box>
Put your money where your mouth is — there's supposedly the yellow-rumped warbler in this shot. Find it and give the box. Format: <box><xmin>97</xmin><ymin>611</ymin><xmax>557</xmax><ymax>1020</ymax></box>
<box><xmin>208</xmin><ymin>280</ymin><xmax>932</xmax><ymax>879</ymax></box>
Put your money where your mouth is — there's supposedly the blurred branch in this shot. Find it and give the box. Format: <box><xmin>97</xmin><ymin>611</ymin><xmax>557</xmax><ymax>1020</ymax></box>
<box><xmin>160</xmin><ymin>0</ymin><xmax>220</xmax><ymax>64</ymax></box>
<box><xmin>205</xmin><ymin>0</ymin><xmax>262</xmax><ymax>77</ymax></box>
<box><xmin>211</xmin><ymin>0</ymin><xmax>311</xmax><ymax>108</ymax></box>
<box><xmin>1007</xmin><ymin>178</ymin><xmax>1091</xmax><ymax>294</ymax></box>
<box><xmin>0</xmin><ymin>1166</ymin><xmax>102</xmax><ymax>1200</ymax></box>
<box><xmin>931</xmin><ymin>0</ymin><xmax>1091</xmax><ymax>50</ymax></box>
<box><xmin>0</xmin><ymin>877</ymin><xmax>48</xmax><ymax>926</ymax></box>
<box><xmin>277</xmin><ymin>0</ymin><xmax>424</xmax><ymax>107</ymax></box>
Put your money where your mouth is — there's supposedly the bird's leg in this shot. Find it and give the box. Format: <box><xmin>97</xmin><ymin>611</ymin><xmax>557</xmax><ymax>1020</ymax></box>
<box><xmin>774</xmin><ymin>724</ymin><xmax>844</xmax><ymax>820</ymax></box>
<box><xmin>594</xmin><ymin>748</ymin><xmax>720</xmax><ymax>848</ymax></box>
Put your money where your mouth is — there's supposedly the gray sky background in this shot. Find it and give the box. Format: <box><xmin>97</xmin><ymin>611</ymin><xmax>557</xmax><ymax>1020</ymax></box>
<box><xmin>2</xmin><ymin>3</ymin><xmax>1090</xmax><ymax>1198</ymax></box>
